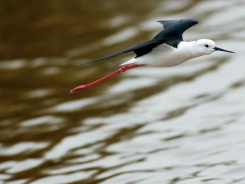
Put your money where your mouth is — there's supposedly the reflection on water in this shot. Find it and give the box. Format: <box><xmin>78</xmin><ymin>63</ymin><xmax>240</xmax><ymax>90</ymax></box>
<box><xmin>1</xmin><ymin>0</ymin><xmax>245</xmax><ymax>184</ymax></box>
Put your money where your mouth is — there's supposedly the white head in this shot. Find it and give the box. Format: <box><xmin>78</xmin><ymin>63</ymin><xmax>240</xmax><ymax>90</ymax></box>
<box><xmin>194</xmin><ymin>39</ymin><xmax>234</xmax><ymax>56</ymax></box>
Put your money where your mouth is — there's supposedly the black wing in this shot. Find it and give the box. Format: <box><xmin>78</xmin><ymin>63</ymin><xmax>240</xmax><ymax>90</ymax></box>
<box><xmin>153</xmin><ymin>19</ymin><xmax>198</xmax><ymax>41</ymax></box>
<box><xmin>79</xmin><ymin>39</ymin><xmax>162</xmax><ymax>65</ymax></box>
<box><xmin>80</xmin><ymin>19</ymin><xmax>198</xmax><ymax>65</ymax></box>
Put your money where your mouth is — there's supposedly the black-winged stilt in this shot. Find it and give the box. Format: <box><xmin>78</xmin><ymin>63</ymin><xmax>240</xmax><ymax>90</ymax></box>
<box><xmin>71</xmin><ymin>19</ymin><xmax>234</xmax><ymax>93</ymax></box>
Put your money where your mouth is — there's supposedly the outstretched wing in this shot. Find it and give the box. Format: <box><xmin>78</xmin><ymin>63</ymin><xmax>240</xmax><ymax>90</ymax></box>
<box><xmin>153</xmin><ymin>19</ymin><xmax>198</xmax><ymax>41</ymax></box>
<box><xmin>154</xmin><ymin>19</ymin><xmax>198</xmax><ymax>48</ymax></box>
<box><xmin>80</xmin><ymin>19</ymin><xmax>198</xmax><ymax>65</ymax></box>
<box><xmin>80</xmin><ymin>39</ymin><xmax>162</xmax><ymax>65</ymax></box>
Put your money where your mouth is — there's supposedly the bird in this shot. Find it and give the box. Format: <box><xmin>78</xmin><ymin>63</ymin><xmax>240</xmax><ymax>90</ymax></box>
<box><xmin>70</xmin><ymin>19</ymin><xmax>234</xmax><ymax>94</ymax></box>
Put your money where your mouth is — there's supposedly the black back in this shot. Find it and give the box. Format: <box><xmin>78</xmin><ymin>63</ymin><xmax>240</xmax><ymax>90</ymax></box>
<box><xmin>81</xmin><ymin>19</ymin><xmax>198</xmax><ymax>65</ymax></box>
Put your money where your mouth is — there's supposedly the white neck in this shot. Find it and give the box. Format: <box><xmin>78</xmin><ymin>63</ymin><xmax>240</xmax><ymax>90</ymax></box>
<box><xmin>177</xmin><ymin>41</ymin><xmax>201</xmax><ymax>59</ymax></box>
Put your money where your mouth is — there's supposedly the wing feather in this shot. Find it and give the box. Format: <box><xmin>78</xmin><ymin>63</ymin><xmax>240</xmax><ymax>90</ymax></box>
<box><xmin>79</xmin><ymin>39</ymin><xmax>163</xmax><ymax>65</ymax></box>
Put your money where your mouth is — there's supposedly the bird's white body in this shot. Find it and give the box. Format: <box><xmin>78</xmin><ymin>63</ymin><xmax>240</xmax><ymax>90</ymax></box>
<box><xmin>121</xmin><ymin>39</ymin><xmax>216</xmax><ymax>67</ymax></box>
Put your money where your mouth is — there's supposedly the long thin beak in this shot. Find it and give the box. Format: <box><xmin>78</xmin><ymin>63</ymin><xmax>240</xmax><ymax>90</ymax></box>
<box><xmin>214</xmin><ymin>47</ymin><xmax>235</xmax><ymax>53</ymax></box>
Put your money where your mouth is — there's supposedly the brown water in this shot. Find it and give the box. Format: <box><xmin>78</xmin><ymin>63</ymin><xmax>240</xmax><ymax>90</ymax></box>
<box><xmin>1</xmin><ymin>1</ymin><xmax>245</xmax><ymax>184</ymax></box>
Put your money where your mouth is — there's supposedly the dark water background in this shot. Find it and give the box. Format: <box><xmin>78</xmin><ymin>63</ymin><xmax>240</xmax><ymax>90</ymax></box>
<box><xmin>1</xmin><ymin>1</ymin><xmax>245</xmax><ymax>184</ymax></box>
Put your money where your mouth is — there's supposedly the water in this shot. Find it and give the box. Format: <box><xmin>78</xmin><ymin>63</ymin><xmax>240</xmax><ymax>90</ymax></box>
<box><xmin>1</xmin><ymin>1</ymin><xmax>245</xmax><ymax>184</ymax></box>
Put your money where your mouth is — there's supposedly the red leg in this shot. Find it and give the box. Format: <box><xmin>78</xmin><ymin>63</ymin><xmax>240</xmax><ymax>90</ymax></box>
<box><xmin>70</xmin><ymin>64</ymin><xmax>144</xmax><ymax>93</ymax></box>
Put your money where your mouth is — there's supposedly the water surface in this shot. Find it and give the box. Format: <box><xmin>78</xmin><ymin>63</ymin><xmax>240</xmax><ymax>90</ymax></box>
<box><xmin>1</xmin><ymin>1</ymin><xmax>245</xmax><ymax>184</ymax></box>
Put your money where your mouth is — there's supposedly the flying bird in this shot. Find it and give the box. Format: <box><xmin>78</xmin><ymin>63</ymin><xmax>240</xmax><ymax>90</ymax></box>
<box><xmin>70</xmin><ymin>19</ymin><xmax>234</xmax><ymax>93</ymax></box>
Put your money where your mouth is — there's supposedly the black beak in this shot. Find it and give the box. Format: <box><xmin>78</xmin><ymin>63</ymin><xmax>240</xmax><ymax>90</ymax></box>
<box><xmin>214</xmin><ymin>47</ymin><xmax>235</xmax><ymax>53</ymax></box>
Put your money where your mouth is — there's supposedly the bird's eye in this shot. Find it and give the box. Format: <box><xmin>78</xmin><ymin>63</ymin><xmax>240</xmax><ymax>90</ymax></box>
<box><xmin>205</xmin><ymin>44</ymin><xmax>209</xmax><ymax>48</ymax></box>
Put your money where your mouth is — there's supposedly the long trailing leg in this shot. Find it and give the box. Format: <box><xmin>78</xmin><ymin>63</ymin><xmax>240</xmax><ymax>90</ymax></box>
<box><xmin>70</xmin><ymin>64</ymin><xmax>144</xmax><ymax>93</ymax></box>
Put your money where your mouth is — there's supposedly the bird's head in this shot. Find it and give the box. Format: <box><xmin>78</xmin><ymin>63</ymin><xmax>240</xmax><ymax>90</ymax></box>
<box><xmin>194</xmin><ymin>39</ymin><xmax>234</xmax><ymax>55</ymax></box>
